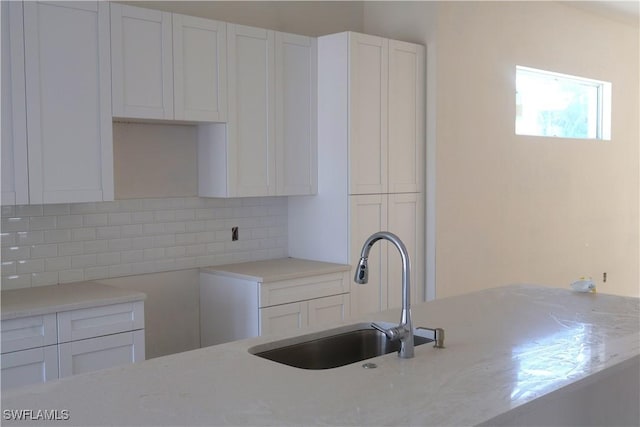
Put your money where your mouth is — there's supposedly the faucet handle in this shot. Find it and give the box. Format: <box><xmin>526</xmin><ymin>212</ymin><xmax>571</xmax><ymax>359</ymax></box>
<box><xmin>371</xmin><ymin>323</ymin><xmax>404</xmax><ymax>341</ymax></box>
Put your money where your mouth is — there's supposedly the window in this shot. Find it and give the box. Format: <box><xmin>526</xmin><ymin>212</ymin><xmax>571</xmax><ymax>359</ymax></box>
<box><xmin>515</xmin><ymin>66</ymin><xmax>611</xmax><ymax>140</ymax></box>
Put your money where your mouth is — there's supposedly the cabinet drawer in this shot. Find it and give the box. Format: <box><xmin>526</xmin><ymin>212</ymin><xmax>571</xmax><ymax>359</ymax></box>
<box><xmin>258</xmin><ymin>271</ymin><xmax>348</xmax><ymax>308</ymax></box>
<box><xmin>57</xmin><ymin>301</ymin><xmax>144</xmax><ymax>343</ymax></box>
<box><xmin>58</xmin><ymin>330</ymin><xmax>145</xmax><ymax>377</ymax></box>
<box><xmin>1</xmin><ymin>314</ymin><xmax>57</xmax><ymax>353</ymax></box>
<box><xmin>1</xmin><ymin>345</ymin><xmax>58</xmax><ymax>390</ymax></box>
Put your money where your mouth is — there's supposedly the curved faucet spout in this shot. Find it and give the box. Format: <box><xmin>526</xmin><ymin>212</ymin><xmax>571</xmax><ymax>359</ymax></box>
<box><xmin>354</xmin><ymin>231</ymin><xmax>414</xmax><ymax>359</ymax></box>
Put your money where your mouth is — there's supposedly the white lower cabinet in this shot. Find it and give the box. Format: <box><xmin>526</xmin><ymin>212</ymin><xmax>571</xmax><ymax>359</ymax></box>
<box><xmin>259</xmin><ymin>294</ymin><xmax>350</xmax><ymax>336</ymax></box>
<box><xmin>1</xmin><ymin>345</ymin><xmax>58</xmax><ymax>390</ymax></box>
<box><xmin>1</xmin><ymin>301</ymin><xmax>145</xmax><ymax>390</ymax></box>
<box><xmin>200</xmin><ymin>263</ymin><xmax>351</xmax><ymax>346</ymax></box>
<box><xmin>58</xmin><ymin>330</ymin><xmax>144</xmax><ymax>377</ymax></box>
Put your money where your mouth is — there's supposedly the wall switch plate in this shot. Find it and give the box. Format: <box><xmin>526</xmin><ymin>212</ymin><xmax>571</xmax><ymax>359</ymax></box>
<box><xmin>232</xmin><ymin>227</ymin><xmax>239</xmax><ymax>241</ymax></box>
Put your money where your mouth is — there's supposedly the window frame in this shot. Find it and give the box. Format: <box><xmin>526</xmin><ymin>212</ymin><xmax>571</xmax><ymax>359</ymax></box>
<box><xmin>515</xmin><ymin>65</ymin><xmax>612</xmax><ymax>140</ymax></box>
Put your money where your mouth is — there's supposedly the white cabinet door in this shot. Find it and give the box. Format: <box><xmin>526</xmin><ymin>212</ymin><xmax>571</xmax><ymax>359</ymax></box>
<box><xmin>173</xmin><ymin>14</ymin><xmax>227</xmax><ymax>122</ymax></box>
<box><xmin>388</xmin><ymin>40</ymin><xmax>425</xmax><ymax>194</ymax></box>
<box><xmin>349</xmin><ymin>33</ymin><xmax>388</xmax><ymax>195</ymax></box>
<box><xmin>259</xmin><ymin>302</ymin><xmax>307</xmax><ymax>336</ymax></box>
<box><xmin>308</xmin><ymin>294</ymin><xmax>350</xmax><ymax>328</ymax></box>
<box><xmin>1</xmin><ymin>345</ymin><xmax>58</xmax><ymax>389</ymax></box>
<box><xmin>227</xmin><ymin>24</ymin><xmax>276</xmax><ymax>197</ymax></box>
<box><xmin>275</xmin><ymin>32</ymin><xmax>317</xmax><ymax>196</ymax></box>
<box><xmin>349</xmin><ymin>194</ymin><xmax>388</xmax><ymax>316</ymax></box>
<box><xmin>111</xmin><ymin>3</ymin><xmax>173</xmax><ymax>120</ymax></box>
<box><xmin>1</xmin><ymin>1</ymin><xmax>28</xmax><ymax>206</ymax></box>
<box><xmin>58</xmin><ymin>330</ymin><xmax>145</xmax><ymax>377</ymax></box>
<box><xmin>387</xmin><ymin>192</ymin><xmax>424</xmax><ymax>308</ymax></box>
<box><xmin>1</xmin><ymin>314</ymin><xmax>57</xmax><ymax>354</ymax></box>
<box><xmin>23</xmin><ymin>1</ymin><xmax>113</xmax><ymax>204</ymax></box>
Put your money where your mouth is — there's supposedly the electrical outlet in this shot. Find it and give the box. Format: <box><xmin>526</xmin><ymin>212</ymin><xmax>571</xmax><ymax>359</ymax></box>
<box><xmin>232</xmin><ymin>226</ymin><xmax>239</xmax><ymax>241</ymax></box>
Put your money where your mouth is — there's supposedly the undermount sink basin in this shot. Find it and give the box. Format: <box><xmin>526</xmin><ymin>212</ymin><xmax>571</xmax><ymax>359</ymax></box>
<box><xmin>248</xmin><ymin>322</ymin><xmax>435</xmax><ymax>370</ymax></box>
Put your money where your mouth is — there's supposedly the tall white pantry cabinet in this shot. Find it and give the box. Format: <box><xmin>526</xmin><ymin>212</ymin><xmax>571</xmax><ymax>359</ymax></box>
<box><xmin>289</xmin><ymin>32</ymin><xmax>426</xmax><ymax>317</ymax></box>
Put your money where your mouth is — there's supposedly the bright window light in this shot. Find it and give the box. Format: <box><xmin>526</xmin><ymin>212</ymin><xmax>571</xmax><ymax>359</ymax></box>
<box><xmin>515</xmin><ymin>66</ymin><xmax>611</xmax><ymax>140</ymax></box>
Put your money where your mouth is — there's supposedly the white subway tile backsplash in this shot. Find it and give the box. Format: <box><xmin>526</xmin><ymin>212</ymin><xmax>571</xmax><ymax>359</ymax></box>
<box><xmin>29</xmin><ymin>216</ymin><xmax>57</xmax><ymax>230</ymax></box>
<box><xmin>142</xmin><ymin>223</ymin><xmax>164</xmax><ymax>235</ymax></box>
<box><xmin>72</xmin><ymin>228</ymin><xmax>97</xmax><ymax>241</ymax></box>
<box><xmin>121</xmin><ymin>250</ymin><xmax>144</xmax><ymax>263</ymax></box>
<box><xmin>56</xmin><ymin>214</ymin><xmax>84</xmax><ymax>229</ymax></box>
<box><xmin>131</xmin><ymin>236</ymin><xmax>155</xmax><ymax>250</ymax></box>
<box><xmin>84</xmin><ymin>266</ymin><xmax>109</xmax><ymax>280</ymax></box>
<box><xmin>165</xmin><ymin>246</ymin><xmax>187</xmax><ymax>258</ymax></box>
<box><xmin>121</xmin><ymin>224</ymin><xmax>144</xmax><ymax>237</ymax></box>
<box><xmin>97</xmin><ymin>252</ymin><xmax>121</xmax><ymax>266</ymax></box>
<box><xmin>164</xmin><ymin>222</ymin><xmax>186</xmax><ymax>233</ymax></box>
<box><xmin>16</xmin><ymin>205</ymin><xmax>44</xmax><ymax>217</ymax></box>
<box><xmin>17</xmin><ymin>231</ymin><xmax>44</xmax><ymax>245</ymax></box>
<box><xmin>132</xmin><ymin>211</ymin><xmax>154</xmax><ymax>224</ymax></box>
<box><xmin>31</xmin><ymin>272</ymin><xmax>59</xmax><ymax>286</ymax></box>
<box><xmin>3</xmin><ymin>274</ymin><xmax>32</xmax><ymax>290</ymax></box>
<box><xmin>108</xmin><ymin>238</ymin><xmax>132</xmax><ymax>251</ymax></box>
<box><xmin>71</xmin><ymin>254</ymin><xmax>98</xmax><ymax>269</ymax></box>
<box><xmin>17</xmin><ymin>259</ymin><xmax>45</xmax><ymax>274</ymax></box>
<box><xmin>43</xmin><ymin>204</ymin><xmax>71</xmax><ymax>216</ymax></box>
<box><xmin>59</xmin><ymin>269</ymin><xmax>84</xmax><ymax>283</ymax></box>
<box><xmin>2</xmin><ymin>261</ymin><xmax>16</xmax><ymax>275</ymax></box>
<box><xmin>1</xmin><ymin>206</ymin><xmax>15</xmax><ymax>217</ymax></box>
<box><xmin>45</xmin><ymin>256</ymin><xmax>72</xmax><ymax>271</ymax></box>
<box><xmin>2</xmin><ymin>246</ymin><xmax>30</xmax><ymax>261</ymax></box>
<box><xmin>43</xmin><ymin>229</ymin><xmax>71</xmax><ymax>244</ymax></box>
<box><xmin>2</xmin><ymin>196</ymin><xmax>288</xmax><ymax>289</ymax></box>
<box><xmin>31</xmin><ymin>244</ymin><xmax>58</xmax><ymax>259</ymax></box>
<box><xmin>82</xmin><ymin>240</ymin><xmax>109</xmax><ymax>254</ymax></box>
<box><xmin>108</xmin><ymin>212</ymin><xmax>132</xmax><ymax>225</ymax></box>
<box><xmin>97</xmin><ymin>226</ymin><xmax>121</xmax><ymax>239</ymax></box>
<box><xmin>1</xmin><ymin>232</ymin><xmax>16</xmax><ymax>247</ymax></box>
<box><xmin>2</xmin><ymin>217</ymin><xmax>30</xmax><ymax>232</ymax></box>
<box><xmin>84</xmin><ymin>213</ymin><xmax>109</xmax><ymax>227</ymax></box>
<box><xmin>58</xmin><ymin>241</ymin><xmax>84</xmax><ymax>256</ymax></box>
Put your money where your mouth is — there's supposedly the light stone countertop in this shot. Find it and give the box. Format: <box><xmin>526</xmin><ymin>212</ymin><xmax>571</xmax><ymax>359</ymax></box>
<box><xmin>1</xmin><ymin>284</ymin><xmax>638</xmax><ymax>426</ymax></box>
<box><xmin>1</xmin><ymin>281</ymin><xmax>146</xmax><ymax>320</ymax></box>
<box><xmin>199</xmin><ymin>257</ymin><xmax>351</xmax><ymax>282</ymax></box>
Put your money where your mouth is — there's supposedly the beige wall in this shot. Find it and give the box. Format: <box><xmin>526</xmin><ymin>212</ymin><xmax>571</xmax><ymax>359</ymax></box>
<box><xmin>121</xmin><ymin>1</ymin><xmax>364</xmax><ymax>36</ymax></box>
<box><xmin>364</xmin><ymin>1</ymin><xmax>639</xmax><ymax>298</ymax></box>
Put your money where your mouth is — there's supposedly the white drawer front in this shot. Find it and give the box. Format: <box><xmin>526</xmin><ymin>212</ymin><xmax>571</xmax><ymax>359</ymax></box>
<box><xmin>58</xmin><ymin>330</ymin><xmax>145</xmax><ymax>377</ymax></box>
<box><xmin>1</xmin><ymin>345</ymin><xmax>59</xmax><ymax>390</ymax></box>
<box><xmin>258</xmin><ymin>271</ymin><xmax>349</xmax><ymax>308</ymax></box>
<box><xmin>57</xmin><ymin>301</ymin><xmax>144</xmax><ymax>343</ymax></box>
<box><xmin>1</xmin><ymin>314</ymin><xmax>57</xmax><ymax>353</ymax></box>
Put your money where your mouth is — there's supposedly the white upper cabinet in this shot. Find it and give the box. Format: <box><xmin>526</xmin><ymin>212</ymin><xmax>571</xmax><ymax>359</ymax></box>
<box><xmin>111</xmin><ymin>4</ymin><xmax>227</xmax><ymax>122</ymax></box>
<box><xmin>226</xmin><ymin>24</ymin><xmax>276</xmax><ymax>197</ymax></box>
<box><xmin>173</xmin><ymin>14</ymin><xmax>227</xmax><ymax>122</ymax></box>
<box><xmin>348</xmin><ymin>33</ymin><xmax>425</xmax><ymax>195</ymax></box>
<box><xmin>1</xmin><ymin>1</ymin><xmax>28</xmax><ymax>206</ymax></box>
<box><xmin>275</xmin><ymin>32</ymin><xmax>318</xmax><ymax>196</ymax></box>
<box><xmin>198</xmin><ymin>26</ymin><xmax>317</xmax><ymax>197</ymax></box>
<box><xmin>388</xmin><ymin>40</ymin><xmax>425</xmax><ymax>194</ymax></box>
<box><xmin>23</xmin><ymin>1</ymin><xmax>113</xmax><ymax>204</ymax></box>
<box><xmin>110</xmin><ymin>4</ymin><xmax>173</xmax><ymax>120</ymax></box>
<box><xmin>349</xmin><ymin>33</ymin><xmax>389</xmax><ymax>195</ymax></box>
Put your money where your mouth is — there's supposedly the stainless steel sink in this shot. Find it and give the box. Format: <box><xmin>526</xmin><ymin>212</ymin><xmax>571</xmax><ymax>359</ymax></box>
<box><xmin>248</xmin><ymin>322</ymin><xmax>435</xmax><ymax>370</ymax></box>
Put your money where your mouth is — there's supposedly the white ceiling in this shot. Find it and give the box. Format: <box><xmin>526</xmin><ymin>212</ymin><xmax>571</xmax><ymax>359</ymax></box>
<box><xmin>562</xmin><ymin>1</ymin><xmax>640</xmax><ymax>26</ymax></box>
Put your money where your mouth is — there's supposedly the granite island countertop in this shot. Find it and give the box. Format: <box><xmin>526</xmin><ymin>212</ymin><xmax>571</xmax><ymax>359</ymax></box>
<box><xmin>1</xmin><ymin>284</ymin><xmax>638</xmax><ymax>426</ymax></box>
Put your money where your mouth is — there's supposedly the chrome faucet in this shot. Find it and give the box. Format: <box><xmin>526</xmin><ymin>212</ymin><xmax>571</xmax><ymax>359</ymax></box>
<box><xmin>355</xmin><ymin>231</ymin><xmax>414</xmax><ymax>359</ymax></box>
